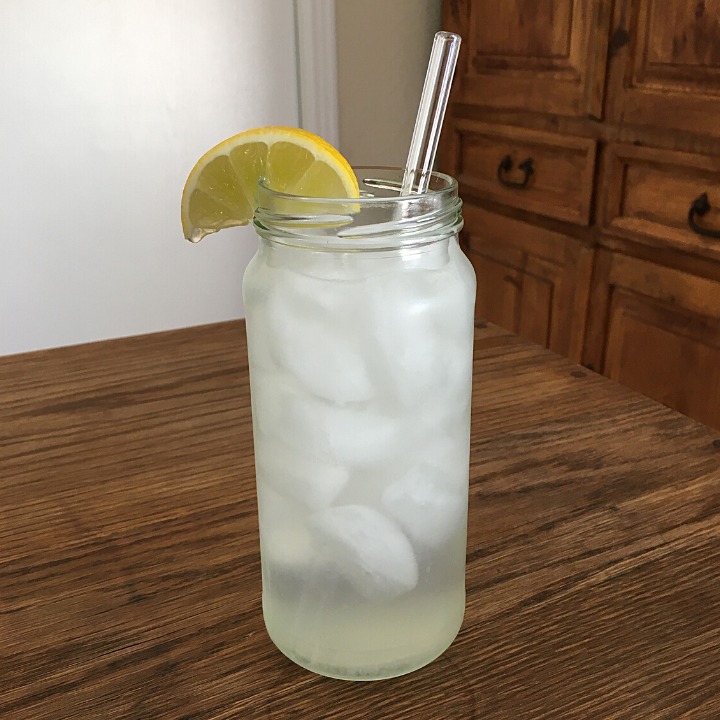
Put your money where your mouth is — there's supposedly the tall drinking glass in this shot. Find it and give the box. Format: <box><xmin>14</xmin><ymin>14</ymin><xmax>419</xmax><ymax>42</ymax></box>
<box><xmin>242</xmin><ymin>167</ymin><xmax>475</xmax><ymax>680</ymax></box>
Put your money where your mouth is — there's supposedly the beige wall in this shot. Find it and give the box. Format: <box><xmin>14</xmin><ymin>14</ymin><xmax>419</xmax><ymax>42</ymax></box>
<box><xmin>0</xmin><ymin>0</ymin><xmax>298</xmax><ymax>354</ymax></box>
<box><xmin>335</xmin><ymin>0</ymin><xmax>442</xmax><ymax>167</ymax></box>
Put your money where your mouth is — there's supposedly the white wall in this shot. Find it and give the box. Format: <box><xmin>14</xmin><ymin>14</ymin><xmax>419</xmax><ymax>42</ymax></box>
<box><xmin>0</xmin><ymin>0</ymin><xmax>298</xmax><ymax>355</ymax></box>
<box><xmin>335</xmin><ymin>0</ymin><xmax>442</xmax><ymax>167</ymax></box>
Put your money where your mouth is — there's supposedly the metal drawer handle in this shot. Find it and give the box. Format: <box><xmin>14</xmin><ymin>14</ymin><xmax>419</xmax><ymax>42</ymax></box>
<box><xmin>497</xmin><ymin>155</ymin><xmax>534</xmax><ymax>189</ymax></box>
<box><xmin>688</xmin><ymin>193</ymin><xmax>720</xmax><ymax>239</ymax></box>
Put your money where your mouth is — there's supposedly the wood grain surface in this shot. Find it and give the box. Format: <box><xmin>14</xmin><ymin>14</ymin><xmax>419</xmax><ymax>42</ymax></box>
<box><xmin>2</xmin><ymin>320</ymin><xmax>719</xmax><ymax>719</ymax></box>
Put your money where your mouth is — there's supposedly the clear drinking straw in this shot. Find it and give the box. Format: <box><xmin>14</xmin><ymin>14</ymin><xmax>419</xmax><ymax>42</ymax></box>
<box><xmin>400</xmin><ymin>31</ymin><xmax>461</xmax><ymax>196</ymax></box>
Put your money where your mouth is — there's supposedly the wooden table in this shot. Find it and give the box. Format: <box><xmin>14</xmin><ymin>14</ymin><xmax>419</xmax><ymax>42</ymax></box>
<box><xmin>2</xmin><ymin>320</ymin><xmax>719</xmax><ymax>719</ymax></box>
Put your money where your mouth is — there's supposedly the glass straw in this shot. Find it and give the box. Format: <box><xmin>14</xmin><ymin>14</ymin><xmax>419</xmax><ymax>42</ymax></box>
<box><xmin>400</xmin><ymin>31</ymin><xmax>461</xmax><ymax>196</ymax></box>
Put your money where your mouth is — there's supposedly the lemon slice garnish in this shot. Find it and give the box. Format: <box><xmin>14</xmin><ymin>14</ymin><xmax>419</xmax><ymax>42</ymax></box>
<box><xmin>181</xmin><ymin>126</ymin><xmax>359</xmax><ymax>242</ymax></box>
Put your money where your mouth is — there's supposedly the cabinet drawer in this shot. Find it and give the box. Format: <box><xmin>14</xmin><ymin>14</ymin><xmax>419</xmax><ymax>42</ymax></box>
<box><xmin>601</xmin><ymin>143</ymin><xmax>720</xmax><ymax>262</ymax></box>
<box><xmin>454</xmin><ymin>121</ymin><xmax>597</xmax><ymax>225</ymax></box>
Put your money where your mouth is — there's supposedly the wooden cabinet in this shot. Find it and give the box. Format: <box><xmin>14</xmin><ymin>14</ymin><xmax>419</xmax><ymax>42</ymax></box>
<box><xmin>442</xmin><ymin>0</ymin><xmax>720</xmax><ymax>429</ymax></box>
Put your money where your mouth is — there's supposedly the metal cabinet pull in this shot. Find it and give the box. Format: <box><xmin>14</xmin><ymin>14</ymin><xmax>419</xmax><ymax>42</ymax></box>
<box><xmin>497</xmin><ymin>155</ymin><xmax>534</xmax><ymax>189</ymax></box>
<box><xmin>688</xmin><ymin>193</ymin><xmax>720</xmax><ymax>240</ymax></box>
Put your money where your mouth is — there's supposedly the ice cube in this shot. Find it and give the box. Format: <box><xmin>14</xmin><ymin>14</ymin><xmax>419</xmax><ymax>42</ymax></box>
<box><xmin>275</xmin><ymin>248</ymin><xmax>379</xmax><ymax>282</ymax></box>
<box><xmin>322</xmin><ymin>403</ymin><xmax>401</xmax><ymax>465</ymax></box>
<box><xmin>244</xmin><ymin>261</ymin><xmax>280</xmax><ymax>373</ymax></box>
<box><xmin>411</xmin><ymin>429</ymin><xmax>470</xmax><ymax>478</ymax></box>
<box><xmin>398</xmin><ymin>238</ymin><xmax>451</xmax><ymax>271</ymax></box>
<box><xmin>249</xmin><ymin>371</ymin><xmax>294</xmax><ymax>438</ymax></box>
<box><xmin>381</xmin><ymin>463</ymin><xmax>467</xmax><ymax>548</ymax></box>
<box><xmin>417</xmin><ymin>343</ymin><xmax>473</xmax><ymax>428</ymax></box>
<box><xmin>251</xmin><ymin>375</ymin><xmax>401</xmax><ymax>466</ymax></box>
<box><xmin>364</xmin><ymin>257</ymin><xmax>476</xmax><ymax>406</ymax></box>
<box><xmin>364</xmin><ymin>274</ymin><xmax>444</xmax><ymax>405</ymax></box>
<box><xmin>257</xmin><ymin>485</ymin><xmax>316</xmax><ymax>569</ymax></box>
<box><xmin>444</xmin><ymin>238</ymin><xmax>478</xmax><ymax>343</ymax></box>
<box><xmin>312</xmin><ymin>504</ymin><xmax>418</xmax><ymax>600</ymax></box>
<box><xmin>255</xmin><ymin>444</ymin><xmax>349</xmax><ymax>509</ymax></box>
<box><xmin>263</xmin><ymin>269</ymin><xmax>374</xmax><ymax>403</ymax></box>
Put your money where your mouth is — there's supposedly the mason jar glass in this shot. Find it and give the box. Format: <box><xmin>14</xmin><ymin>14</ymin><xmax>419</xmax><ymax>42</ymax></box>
<box><xmin>242</xmin><ymin>167</ymin><xmax>475</xmax><ymax>681</ymax></box>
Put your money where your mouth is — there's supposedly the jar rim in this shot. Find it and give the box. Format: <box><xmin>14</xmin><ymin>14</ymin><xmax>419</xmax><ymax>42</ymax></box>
<box><xmin>253</xmin><ymin>166</ymin><xmax>463</xmax><ymax>252</ymax></box>
<box><xmin>257</xmin><ymin>166</ymin><xmax>458</xmax><ymax>206</ymax></box>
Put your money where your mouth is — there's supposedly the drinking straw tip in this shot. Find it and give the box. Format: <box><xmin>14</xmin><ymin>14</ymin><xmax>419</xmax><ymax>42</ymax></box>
<box><xmin>400</xmin><ymin>32</ymin><xmax>461</xmax><ymax>195</ymax></box>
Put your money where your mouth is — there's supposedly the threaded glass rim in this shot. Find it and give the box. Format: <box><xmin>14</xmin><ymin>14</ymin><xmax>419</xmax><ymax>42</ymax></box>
<box><xmin>253</xmin><ymin>167</ymin><xmax>463</xmax><ymax>252</ymax></box>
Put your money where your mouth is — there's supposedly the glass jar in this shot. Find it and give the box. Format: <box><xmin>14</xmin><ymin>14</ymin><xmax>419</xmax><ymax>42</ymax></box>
<box><xmin>242</xmin><ymin>167</ymin><xmax>475</xmax><ymax>681</ymax></box>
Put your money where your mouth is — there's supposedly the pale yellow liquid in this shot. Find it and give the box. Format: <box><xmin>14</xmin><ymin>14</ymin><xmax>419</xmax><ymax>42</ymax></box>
<box><xmin>260</xmin><ymin>520</ymin><xmax>467</xmax><ymax>681</ymax></box>
<box><xmin>244</xmin><ymin>236</ymin><xmax>475</xmax><ymax>680</ymax></box>
<box><xmin>263</xmin><ymin>572</ymin><xmax>465</xmax><ymax>681</ymax></box>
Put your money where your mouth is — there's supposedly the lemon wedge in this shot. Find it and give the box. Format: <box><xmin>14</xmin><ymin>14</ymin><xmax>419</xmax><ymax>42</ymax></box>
<box><xmin>181</xmin><ymin>126</ymin><xmax>359</xmax><ymax>242</ymax></box>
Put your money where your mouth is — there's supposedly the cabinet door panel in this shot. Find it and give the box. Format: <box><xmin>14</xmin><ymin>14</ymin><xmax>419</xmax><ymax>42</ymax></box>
<box><xmin>463</xmin><ymin>204</ymin><xmax>593</xmax><ymax>360</ymax></box>
<box><xmin>585</xmin><ymin>250</ymin><xmax>720</xmax><ymax>429</ymax></box>
<box><xmin>604</xmin><ymin>290</ymin><xmax>720</xmax><ymax>426</ymax></box>
<box><xmin>607</xmin><ymin>0</ymin><xmax>720</xmax><ymax>136</ymax></box>
<box><xmin>468</xmin><ymin>249</ymin><xmax>524</xmax><ymax>333</ymax></box>
<box><xmin>457</xmin><ymin>0</ymin><xmax>611</xmax><ymax>117</ymax></box>
<box><xmin>517</xmin><ymin>262</ymin><xmax>556</xmax><ymax>348</ymax></box>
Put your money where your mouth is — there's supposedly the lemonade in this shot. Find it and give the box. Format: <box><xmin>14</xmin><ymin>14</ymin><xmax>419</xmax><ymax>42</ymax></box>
<box><xmin>242</xmin><ymin>167</ymin><xmax>475</xmax><ymax>680</ymax></box>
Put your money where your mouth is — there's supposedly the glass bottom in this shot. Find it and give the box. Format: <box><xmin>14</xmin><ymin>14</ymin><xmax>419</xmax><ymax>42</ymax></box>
<box><xmin>269</xmin><ymin>629</ymin><xmax>462</xmax><ymax>682</ymax></box>
<box><xmin>263</xmin><ymin>586</ymin><xmax>465</xmax><ymax>681</ymax></box>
